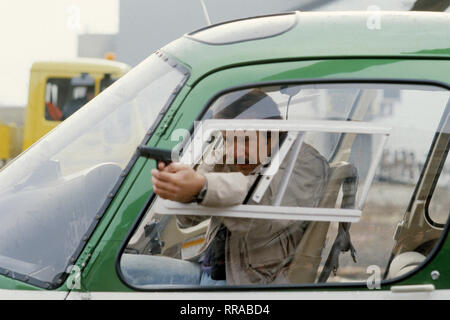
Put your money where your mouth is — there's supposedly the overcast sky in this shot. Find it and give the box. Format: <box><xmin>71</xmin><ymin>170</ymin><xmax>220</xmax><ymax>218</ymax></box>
<box><xmin>0</xmin><ymin>0</ymin><xmax>118</xmax><ymax>106</ymax></box>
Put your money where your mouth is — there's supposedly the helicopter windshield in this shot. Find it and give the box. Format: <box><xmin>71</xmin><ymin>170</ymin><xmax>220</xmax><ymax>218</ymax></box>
<box><xmin>0</xmin><ymin>52</ymin><xmax>188</xmax><ymax>287</ymax></box>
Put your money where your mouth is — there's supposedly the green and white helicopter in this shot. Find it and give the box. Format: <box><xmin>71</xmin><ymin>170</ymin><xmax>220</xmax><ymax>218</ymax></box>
<box><xmin>0</xmin><ymin>9</ymin><xmax>449</xmax><ymax>300</ymax></box>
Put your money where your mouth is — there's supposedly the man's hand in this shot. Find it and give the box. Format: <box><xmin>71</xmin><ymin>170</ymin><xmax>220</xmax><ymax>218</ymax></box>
<box><xmin>151</xmin><ymin>162</ymin><xmax>206</xmax><ymax>203</ymax></box>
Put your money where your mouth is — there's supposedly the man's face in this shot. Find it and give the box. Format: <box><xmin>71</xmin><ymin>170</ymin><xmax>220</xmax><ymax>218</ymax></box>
<box><xmin>221</xmin><ymin>130</ymin><xmax>274</xmax><ymax>175</ymax></box>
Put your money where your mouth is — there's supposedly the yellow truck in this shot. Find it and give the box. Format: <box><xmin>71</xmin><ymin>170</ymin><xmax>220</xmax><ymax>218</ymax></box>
<box><xmin>0</xmin><ymin>58</ymin><xmax>129</xmax><ymax>166</ymax></box>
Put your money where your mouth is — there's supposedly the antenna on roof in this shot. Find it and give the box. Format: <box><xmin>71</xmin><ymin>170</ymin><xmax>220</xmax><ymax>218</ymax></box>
<box><xmin>199</xmin><ymin>0</ymin><xmax>212</xmax><ymax>25</ymax></box>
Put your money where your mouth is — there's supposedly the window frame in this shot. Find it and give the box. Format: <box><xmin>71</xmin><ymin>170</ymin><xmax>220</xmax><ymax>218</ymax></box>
<box><xmin>116</xmin><ymin>78</ymin><xmax>450</xmax><ymax>292</ymax></box>
<box><xmin>424</xmin><ymin>110</ymin><xmax>450</xmax><ymax>228</ymax></box>
<box><xmin>154</xmin><ymin>119</ymin><xmax>391</xmax><ymax>223</ymax></box>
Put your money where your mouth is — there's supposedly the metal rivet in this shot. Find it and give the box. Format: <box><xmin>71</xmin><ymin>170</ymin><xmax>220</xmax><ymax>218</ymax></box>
<box><xmin>431</xmin><ymin>270</ymin><xmax>440</xmax><ymax>280</ymax></box>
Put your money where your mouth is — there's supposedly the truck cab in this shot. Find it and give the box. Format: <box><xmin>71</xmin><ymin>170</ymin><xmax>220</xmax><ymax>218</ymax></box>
<box><xmin>22</xmin><ymin>58</ymin><xmax>130</xmax><ymax>150</ymax></box>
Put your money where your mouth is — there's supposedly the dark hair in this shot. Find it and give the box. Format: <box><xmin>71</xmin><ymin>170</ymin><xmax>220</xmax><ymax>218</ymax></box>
<box><xmin>212</xmin><ymin>89</ymin><xmax>287</xmax><ymax>151</ymax></box>
<box><xmin>212</xmin><ymin>89</ymin><xmax>282</xmax><ymax>120</ymax></box>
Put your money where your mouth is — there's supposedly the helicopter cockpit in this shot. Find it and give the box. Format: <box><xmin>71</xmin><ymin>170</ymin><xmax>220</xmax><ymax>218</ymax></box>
<box><xmin>120</xmin><ymin>82</ymin><xmax>449</xmax><ymax>288</ymax></box>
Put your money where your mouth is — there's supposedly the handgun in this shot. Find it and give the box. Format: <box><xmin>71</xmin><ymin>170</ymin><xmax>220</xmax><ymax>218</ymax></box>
<box><xmin>138</xmin><ymin>145</ymin><xmax>173</xmax><ymax>166</ymax></box>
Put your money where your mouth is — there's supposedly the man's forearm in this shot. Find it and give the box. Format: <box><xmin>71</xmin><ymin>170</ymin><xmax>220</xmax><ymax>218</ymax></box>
<box><xmin>200</xmin><ymin>172</ymin><xmax>255</xmax><ymax>207</ymax></box>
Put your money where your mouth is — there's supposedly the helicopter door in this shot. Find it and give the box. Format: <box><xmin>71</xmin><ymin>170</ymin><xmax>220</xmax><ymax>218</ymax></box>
<box><xmin>117</xmin><ymin>82</ymin><xmax>449</xmax><ymax>295</ymax></box>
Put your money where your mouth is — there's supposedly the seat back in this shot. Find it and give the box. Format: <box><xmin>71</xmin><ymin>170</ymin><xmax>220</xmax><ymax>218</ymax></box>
<box><xmin>287</xmin><ymin>161</ymin><xmax>357</xmax><ymax>283</ymax></box>
<box><xmin>387</xmin><ymin>251</ymin><xmax>426</xmax><ymax>279</ymax></box>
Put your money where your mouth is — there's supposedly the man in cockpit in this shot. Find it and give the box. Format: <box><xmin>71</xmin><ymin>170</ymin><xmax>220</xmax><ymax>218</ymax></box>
<box><xmin>123</xmin><ymin>89</ymin><xmax>330</xmax><ymax>286</ymax></box>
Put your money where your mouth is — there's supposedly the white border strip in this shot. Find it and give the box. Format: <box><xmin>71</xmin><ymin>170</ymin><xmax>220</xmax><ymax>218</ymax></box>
<box><xmin>68</xmin><ymin>289</ymin><xmax>450</xmax><ymax>300</ymax></box>
<box><xmin>0</xmin><ymin>289</ymin><xmax>67</xmax><ymax>300</ymax></box>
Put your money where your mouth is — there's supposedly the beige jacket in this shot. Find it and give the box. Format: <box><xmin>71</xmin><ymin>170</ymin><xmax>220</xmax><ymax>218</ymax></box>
<box><xmin>178</xmin><ymin>143</ymin><xmax>330</xmax><ymax>285</ymax></box>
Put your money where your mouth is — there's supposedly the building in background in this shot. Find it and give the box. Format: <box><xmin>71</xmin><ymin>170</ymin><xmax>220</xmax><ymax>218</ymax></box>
<box><xmin>80</xmin><ymin>0</ymin><xmax>312</xmax><ymax>66</ymax></box>
<box><xmin>78</xmin><ymin>34</ymin><xmax>117</xmax><ymax>60</ymax></box>
<box><xmin>80</xmin><ymin>0</ymin><xmax>424</xmax><ymax>67</ymax></box>
<box><xmin>79</xmin><ymin>0</ymin><xmax>341</xmax><ymax>66</ymax></box>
